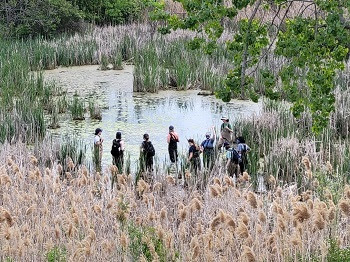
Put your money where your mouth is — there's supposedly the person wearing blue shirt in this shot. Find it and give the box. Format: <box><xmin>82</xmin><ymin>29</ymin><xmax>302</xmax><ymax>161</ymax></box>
<box><xmin>200</xmin><ymin>126</ymin><xmax>216</xmax><ymax>170</ymax></box>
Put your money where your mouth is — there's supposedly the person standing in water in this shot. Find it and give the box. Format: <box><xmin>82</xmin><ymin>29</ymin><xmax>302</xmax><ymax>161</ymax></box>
<box><xmin>217</xmin><ymin>117</ymin><xmax>233</xmax><ymax>150</ymax></box>
<box><xmin>225</xmin><ymin>142</ymin><xmax>239</xmax><ymax>179</ymax></box>
<box><xmin>188</xmin><ymin>138</ymin><xmax>201</xmax><ymax>186</ymax></box>
<box><xmin>110</xmin><ymin>131</ymin><xmax>125</xmax><ymax>172</ymax></box>
<box><xmin>167</xmin><ymin>125</ymin><xmax>179</xmax><ymax>163</ymax></box>
<box><xmin>141</xmin><ymin>133</ymin><xmax>155</xmax><ymax>173</ymax></box>
<box><xmin>237</xmin><ymin>136</ymin><xmax>251</xmax><ymax>174</ymax></box>
<box><xmin>200</xmin><ymin>126</ymin><xmax>216</xmax><ymax>170</ymax></box>
<box><xmin>94</xmin><ymin>128</ymin><xmax>103</xmax><ymax>169</ymax></box>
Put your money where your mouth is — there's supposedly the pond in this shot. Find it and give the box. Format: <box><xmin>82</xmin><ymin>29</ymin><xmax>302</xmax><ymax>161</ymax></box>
<box><xmin>45</xmin><ymin>65</ymin><xmax>261</xmax><ymax>172</ymax></box>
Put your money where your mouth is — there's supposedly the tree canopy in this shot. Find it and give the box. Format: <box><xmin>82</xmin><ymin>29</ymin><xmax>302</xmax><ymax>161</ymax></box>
<box><xmin>151</xmin><ymin>0</ymin><xmax>350</xmax><ymax>134</ymax></box>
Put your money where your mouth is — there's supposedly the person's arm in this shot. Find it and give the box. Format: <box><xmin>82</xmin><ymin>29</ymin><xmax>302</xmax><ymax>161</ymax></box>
<box><xmin>94</xmin><ymin>136</ymin><xmax>102</xmax><ymax>146</ymax></box>
<box><xmin>167</xmin><ymin>134</ymin><xmax>170</xmax><ymax>144</ymax></box>
<box><xmin>200</xmin><ymin>141</ymin><xmax>205</xmax><ymax>152</ymax></box>
<box><xmin>120</xmin><ymin>140</ymin><xmax>125</xmax><ymax>151</ymax></box>
<box><xmin>246</xmin><ymin>145</ymin><xmax>251</xmax><ymax>152</ymax></box>
<box><xmin>226</xmin><ymin>124</ymin><xmax>233</xmax><ymax>133</ymax></box>
<box><xmin>211</xmin><ymin>126</ymin><xmax>216</xmax><ymax>140</ymax></box>
<box><xmin>226</xmin><ymin>158</ymin><xmax>231</xmax><ymax>169</ymax></box>
<box><xmin>188</xmin><ymin>152</ymin><xmax>193</xmax><ymax>161</ymax></box>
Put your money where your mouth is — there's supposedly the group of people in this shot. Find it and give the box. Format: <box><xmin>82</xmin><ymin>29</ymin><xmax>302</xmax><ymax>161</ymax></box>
<box><xmin>93</xmin><ymin>116</ymin><xmax>250</xmax><ymax>179</ymax></box>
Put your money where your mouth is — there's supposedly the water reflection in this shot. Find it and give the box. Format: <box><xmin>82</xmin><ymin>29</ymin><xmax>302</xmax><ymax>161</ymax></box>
<box><xmin>45</xmin><ymin>65</ymin><xmax>261</xmax><ymax>171</ymax></box>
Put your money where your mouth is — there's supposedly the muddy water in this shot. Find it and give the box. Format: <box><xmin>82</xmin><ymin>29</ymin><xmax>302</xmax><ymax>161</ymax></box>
<box><xmin>45</xmin><ymin>65</ymin><xmax>261</xmax><ymax>171</ymax></box>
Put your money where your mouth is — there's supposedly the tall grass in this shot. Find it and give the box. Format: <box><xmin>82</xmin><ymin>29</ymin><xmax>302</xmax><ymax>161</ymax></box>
<box><xmin>1</xmin><ymin>143</ymin><xmax>350</xmax><ymax>260</ymax></box>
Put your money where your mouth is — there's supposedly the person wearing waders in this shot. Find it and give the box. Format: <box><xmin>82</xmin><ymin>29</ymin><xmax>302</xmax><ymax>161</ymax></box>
<box><xmin>187</xmin><ymin>138</ymin><xmax>201</xmax><ymax>188</ymax></box>
<box><xmin>141</xmin><ymin>133</ymin><xmax>155</xmax><ymax>173</ymax></box>
<box><xmin>237</xmin><ymin>136</ymin><xmax>251</xmax><ymax>174</ymax></box>
<box><xmin>110</xmin><ymin>131</ymin><xmax>125</xmax><ymax>172</ymax></box>
<box><xmin>200</xmin><ymin>126</ymin><xmax>216</xmax><ymax>170</ymax></box>
<box><xmin>167</xmin><ymin>125</ymin><xmax>179</xmax><ymax>163</ymax></box>
<box><xmin>94</xmin><ymin>128</ymin><xmax>103</xmax><ymax>169</ymax></box>
<box><xmin>225</xmin><ymin>142</ymin><xmax>239</xmax><ymax>179</ymax></box>
<box><xmin>217</xmin><ymin>117</ymin><xmax>233</xmax><ymax>151</ymax></box>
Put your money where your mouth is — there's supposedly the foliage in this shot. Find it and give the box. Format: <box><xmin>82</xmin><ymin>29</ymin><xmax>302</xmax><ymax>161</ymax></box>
<box><xmin>127</xmin><ymin>223</ymin><xmax>167</xmax><ymax>262</ymax></box>
<box><xmin>70</xmin><ymin>96</ymin><xmax>85</xmax><ymax>120</ymax></box>
<box><xmin>327</xmin><ymin>239</ymin><xmax>350</xmax><ymax>262</ymax></box>
<box><xmin>151</xmin><ymin>0</ymin><xmax>350</xmax><ymax>134</ymax></box>
<box><xmin>0</xmin><ymin>0</ymin><xmax>82</xmax><ymax>38</ymax></box>
<box><xmin>45</xmin><ymin>246</ymin><xmax>67</xmax><ymax>262</ymax></box>
<box><xmin>68</xmin><ymin>0</ymin><xmax>147</xmax><ymax>24</ymax></box>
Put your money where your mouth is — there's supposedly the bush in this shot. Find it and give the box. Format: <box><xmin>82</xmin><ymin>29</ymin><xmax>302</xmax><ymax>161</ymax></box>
<box><xmin>0</xmin><ymin>0</ymin><xmax>82</xmax><ymax>38</ymax></box>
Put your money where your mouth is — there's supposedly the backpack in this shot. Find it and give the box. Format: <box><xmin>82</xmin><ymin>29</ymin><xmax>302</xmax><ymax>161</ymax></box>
<box><xmin>170</xmin><ymin>133</ymin><xmax>179</xmax><ymax>143</ymax></box>
<box><xmin>229</xmin><ymin>148</ymin><xmax>240</xmax><ymax>164</ymax></box>
<box><xmin>144</xmin><ymin>141</ymin><xmax>155</xmax><ymax>157</ymax></box>
<box><xmin>111</xmin><ymin>139</ymin><xmax>121</xmax><ymax>157</ymax></box>
<box><xmin>241</xmin><ymin>144</ymin><xmax>248</xmax><ymax>164</ymax></box>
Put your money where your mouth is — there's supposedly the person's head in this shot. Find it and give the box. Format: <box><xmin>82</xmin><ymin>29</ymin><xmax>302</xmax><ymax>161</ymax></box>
<box><xmin>205</xmin><ymin>132</ymin><xmax>211</xmax><ymax>139</ymax></box>
<box><xmin>221</xmin><ymin>116</ymin><xmax>229</xmax><ymax>123</ymax></box>
<box><xmin>95</xmin><ymin>128</ymin><xmax>102</xmax><ymax>136</ymax></box>
<box><xmin>224</xmin><ymin>141</ymin><xmax>230</xmax><ymax>150</ymax></box>
<box><xmin>169</xmin><ymin>125</ymin><xmax>174</xmax><ymax>132</ymax></box>
<box><xmin>188</xmin><ymin>138</ymin><xmax>195</xmax><ymax>146</ymax></box>
<box><xmin>116</xmin><ymin>131</ymin><xmax>122</xmax><ymax>139</ymax></box>
<box><xmin>143</xmin><ymin>133</ymin><xmax>149</xmax><ymax>141</ymax></box>
<box><xmin>237</xmin><ymin>136</ymin><xmax>245</xmax><ymax>144</ymax></box>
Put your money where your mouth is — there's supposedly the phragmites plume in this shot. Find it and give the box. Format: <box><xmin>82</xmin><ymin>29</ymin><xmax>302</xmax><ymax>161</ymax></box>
<box><xmin>241</xmin><ymin>245</ymin><xmax>256</xmax><ymax>262</ymax></box>
<box><xmin>30</xmin><ymin>155</ymin><xmax>38</xmax><ymax>166</ymax></box>
<box><xmin>344</xmin><ymin>185</ymin><xmax>350</xmax><ymax>199</ymax></box>
<box><xmin>302</xmin><ymin>156</ymin><xmax>312</xmax><ymax>179</ymax></box>
<box><xmin>1</xmin><ymin>209</ymin><xmax>14</xmax><ymax>227</ymax></box>
<box><xmin>209</xmin><ymin>184</ymin><xmax>222</xmax><ymax>197</ymax></box>
<box><xmin>293</xmin><ymin>203</ymin><xmax>311</xmax><ymax>223</ymax></box>
<box><xmin>314</xmin><ymin>210</ymin><xmax>326</xmax><ymax>230</ymax></box>
<box><xmin>247</xmin><ymin>192</ymin><xmax>258</xmax><ymax>208</ymax></box>
<box><xmin>225</xmin><ymin>214</ymin><xmax>236</xmax><ymax>231</ymax></box>
<box><xmin>153</xmin><ymin>182</ymin><xmax>162</xmax><ymax>192</ymax></box>
<box><xmin>136</xmin><ymin>179</ymin><xmax>147</xmax><ymax>194</ymax></box>
<box><xmin>213</xmin><ymin>177</ymin><xmax>221</xmax><ymax>186</ymax></box>
<box><xmin>268</xmin><ymin>175</ymin><xmax>276</xmax><ymax>187</ymax></box>
<box><xmin>242</xmin><ymin>172</ymin><xmax>250</xmax><ymax>182</ymax></box>
<box><xmin>326</xmin><ymin>161</ymin><xmax>333</xmax><ymax>174</ymax></box>
<box><xmin>210</xmin><ymin>214</ymin><xmax>222</xmax><ymax>231</ymax></box>
<box><xmin>339</xmin><ymin>198</ymin><xmax>350</xmax><ymax>217</ymax></box>
<box><xmin>258</xmin><ymin>211</ymin><xmax>267</xmax><ymax>223</ymax></box>
<box><xmin>224</xmin><ymin>175</ymin><xmax>234</xmax><ymax>187</ymax></box>
<box><xmin>237</xmin><ymin>220</ymin><xmax>249</xmax><ymax>239</ymax></box>
<box><xmin>166</xmin><ymin>175</ymin><xmax>175</xmax><ymax>185</ymax></box>
<box><xmin>190</xmin><ymin>197</ymin><xmax>202</xmax><ymax>212</ymax></box>
<box><xmin>160</xmin><ymin>207</ymin><xmax>167</xmax><ymax>221</ymax></box>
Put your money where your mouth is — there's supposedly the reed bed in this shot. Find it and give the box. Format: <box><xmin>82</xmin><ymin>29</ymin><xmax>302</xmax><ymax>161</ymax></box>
<box><xmin>1</xmin><ymin>144</ymin><xmax>350</xmax><ymax>261</ymax></box>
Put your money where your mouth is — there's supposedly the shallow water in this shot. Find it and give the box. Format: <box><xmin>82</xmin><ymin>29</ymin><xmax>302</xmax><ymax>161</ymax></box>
<box><xmin>45</xmin><ymin>65</ymin><xmax>261</xmax><ymax>171</ymax></box>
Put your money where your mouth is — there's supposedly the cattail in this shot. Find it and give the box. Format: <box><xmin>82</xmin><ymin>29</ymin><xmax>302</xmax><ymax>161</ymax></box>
<box><xmin>241</xmin><ymin>245</ymin><xmax>256</xmax><ymax>262</ymax></box>
<box><xmin>166</xmin><ymin>175</ymin><xmax>175</xmax><ymax>185</ymax></box>
<box><xmin>247</xmin><ymin>192</ymin><xmax>258</xmax><ymax>208</ymax></box>
<box><xmin>258</xmin><ymin>211</ymin><xmax>267</xmax><ymax>223</ymax></box>
<box><xmin>339</xmin><ymin>199</ymin><xmax>350</xmax><ymax>216</ymax></box>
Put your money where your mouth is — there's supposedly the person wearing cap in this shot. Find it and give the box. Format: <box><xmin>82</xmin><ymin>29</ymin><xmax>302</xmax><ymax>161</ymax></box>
<box><xmin>167</xmin><ymin>125</ymin><xmax>179</xmax><ymax>163</ymax></box>
<box><xmin>94</xmin><ymin>128</ymin><xmax>104</xmax><ymax>166</ymax></box>
<box><xmin>217</xmin><ymin>117</ymin><xmax>233</xmax><ymax>150</ymax></box>
<box><xmin>200</xmin><ymin>126</ymin><xmax>216</xmax><ymax>170</ymax></box>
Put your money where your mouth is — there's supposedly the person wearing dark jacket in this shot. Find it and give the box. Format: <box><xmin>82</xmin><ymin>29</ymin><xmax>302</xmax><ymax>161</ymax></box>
<box><xmin>110</xmin><ymin>131</ymin><xmax>125</xmax><ymax>172</ymax></box>
<box><xmin>141</xmin><ymin>133</ymin><xmax>155</xmax><ymax>172</ymax></box>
